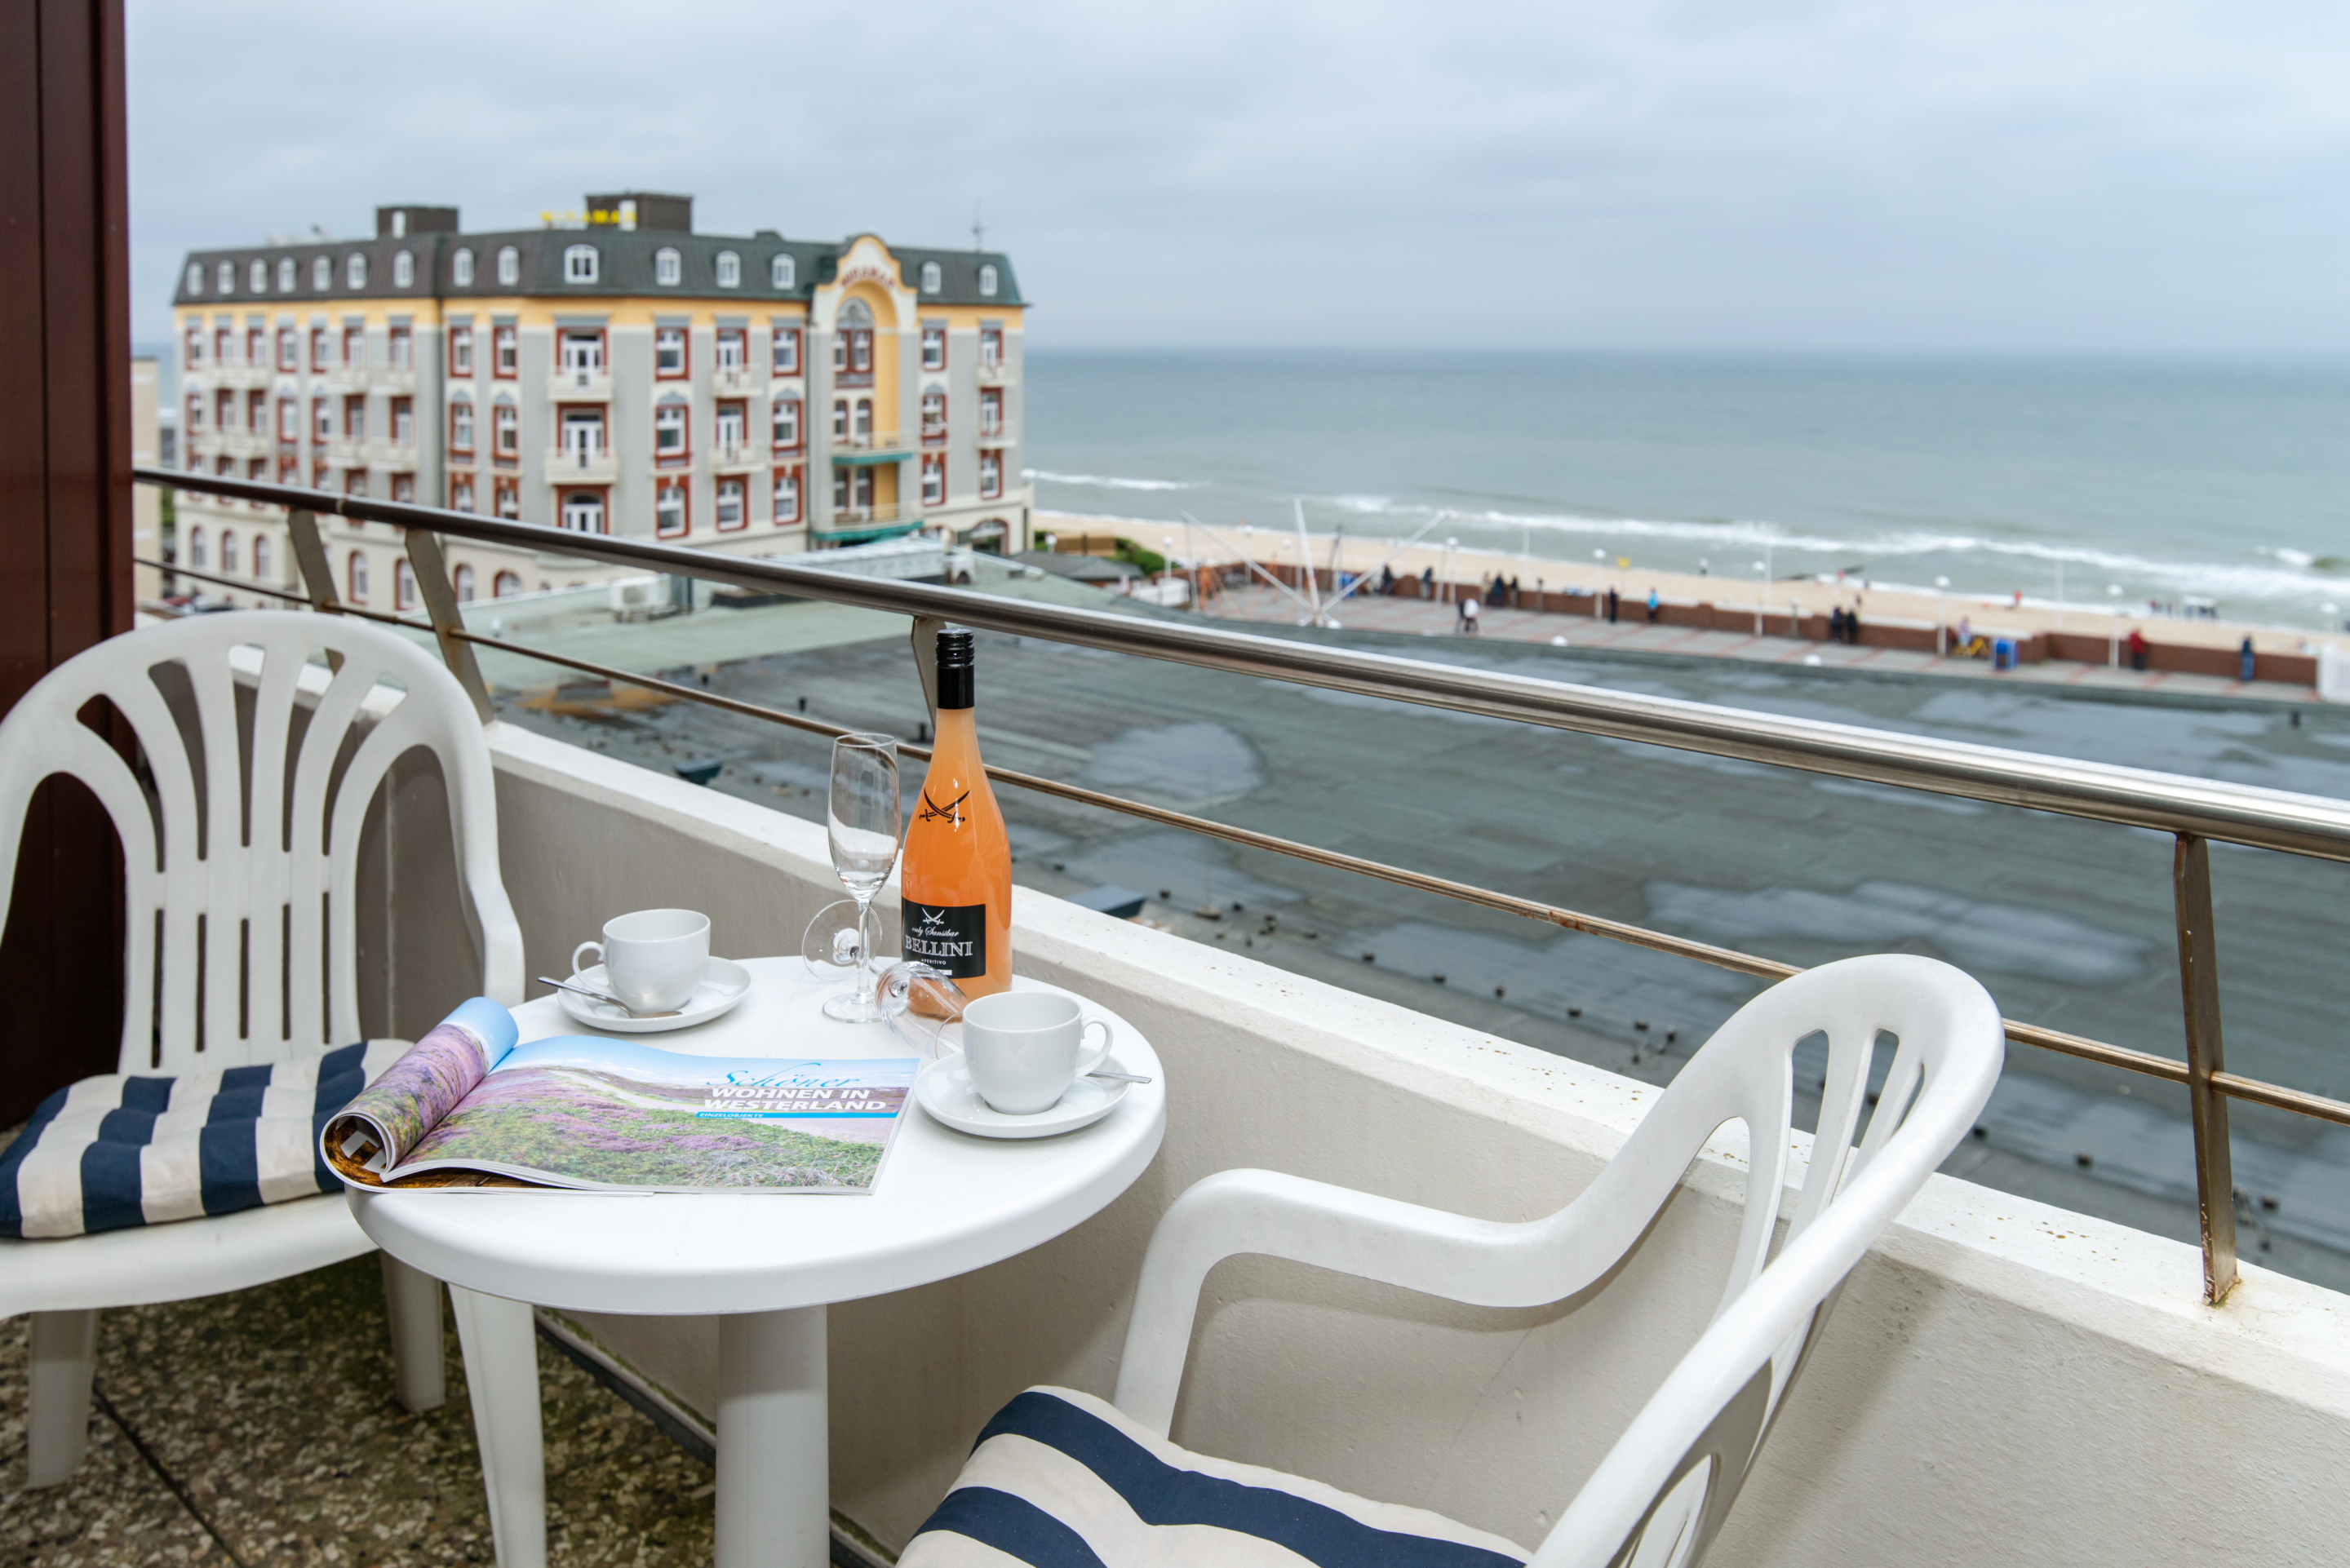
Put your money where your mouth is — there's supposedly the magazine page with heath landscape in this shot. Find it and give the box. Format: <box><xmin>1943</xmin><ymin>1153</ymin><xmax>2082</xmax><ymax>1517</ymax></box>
<box><xmin>321</xmin><ymin>999</ymin><xmax>916</xmax><ymax>1194</ymax></box>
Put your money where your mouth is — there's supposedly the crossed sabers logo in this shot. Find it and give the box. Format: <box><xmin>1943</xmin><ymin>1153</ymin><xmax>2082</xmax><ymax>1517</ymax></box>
<box><xmin>916</xmin><ymin>906</ymin><xmax>955</xmax><ymax>933</ymax></box>
<box><xmin>917</xmin><ymin>788</ymin><xmax>969</xmax><ymax>828</ymax></box>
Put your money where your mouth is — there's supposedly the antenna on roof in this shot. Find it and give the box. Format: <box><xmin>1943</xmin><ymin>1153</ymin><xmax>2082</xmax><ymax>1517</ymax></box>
<box><xmin>972</xmin><ymin>199</ymin><xmax>984</xmax><ymax>252</ymax></box>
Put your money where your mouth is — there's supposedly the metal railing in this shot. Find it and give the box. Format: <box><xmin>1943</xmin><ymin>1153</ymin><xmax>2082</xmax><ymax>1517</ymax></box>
<box><xmin>135</xmin><ymin>465</ymin><xmax>2350</xmax><ymax>1304</ymax></box>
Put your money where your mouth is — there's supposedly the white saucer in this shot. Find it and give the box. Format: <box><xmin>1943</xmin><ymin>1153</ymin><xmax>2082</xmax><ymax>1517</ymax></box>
<box><xmin>915</xmin><ymin>1052</ymin><xmax>1133</xmax><ymax>1140</ymax></box>
<box><xmin>555</xmin><ymin>959</ymin><xmax>752</xmax><ymax>1034</ymax></box>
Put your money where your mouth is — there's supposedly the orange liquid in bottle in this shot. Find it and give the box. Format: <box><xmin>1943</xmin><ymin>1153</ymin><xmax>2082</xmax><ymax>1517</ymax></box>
<box><xmin>901</xmin><ymin>631</ymin><xmax>1013</xmax><ymax>995</ymax></box>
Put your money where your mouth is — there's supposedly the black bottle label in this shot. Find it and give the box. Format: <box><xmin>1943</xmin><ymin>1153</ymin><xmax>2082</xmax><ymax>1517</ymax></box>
<box><xmin>902</xmin><ymin>900</ymin><xmax>987</xmax><ymax>977</ymax></box>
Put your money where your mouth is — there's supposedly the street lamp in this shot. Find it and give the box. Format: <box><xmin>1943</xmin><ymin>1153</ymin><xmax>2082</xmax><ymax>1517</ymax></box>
<box><xmin>2108</xmin><ymin>583</ymin><xmax>2124</xmax><ymax>667</ymax></box>
<box><xmin>1753</xmin><ymin>560</ymin><xmax>1767</xmax><ymax>636</ymax></box>
<box><xmin>1443</xmin><ymin>537</ymin><xmax>1458</xmax><ymax>604</ymax></box>
<box><xmin>1935</xmin><ymin>576</ymin><xmax>1950</xmax><ymax>656</ymax></box>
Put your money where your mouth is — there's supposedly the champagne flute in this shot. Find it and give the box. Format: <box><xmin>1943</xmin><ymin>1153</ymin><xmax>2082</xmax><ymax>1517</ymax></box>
<box><xmin>823</xmin><ymin>733</ymin><xmax>902</xmax><ymax>1022</ymax></box>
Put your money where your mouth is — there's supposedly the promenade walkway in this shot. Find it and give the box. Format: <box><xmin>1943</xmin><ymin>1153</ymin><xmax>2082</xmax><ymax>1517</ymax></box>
<box><xmin>1204</xmin><ymin>583</ymin><xmax>2326</xmax><ymax>706</ymax></box>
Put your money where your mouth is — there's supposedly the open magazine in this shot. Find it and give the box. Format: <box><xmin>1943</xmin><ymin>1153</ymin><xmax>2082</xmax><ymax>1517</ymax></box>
<box><xmin>321</xmin><ymin>998</ymin><xmax>916</xmax><ymax>1194</ymax></box>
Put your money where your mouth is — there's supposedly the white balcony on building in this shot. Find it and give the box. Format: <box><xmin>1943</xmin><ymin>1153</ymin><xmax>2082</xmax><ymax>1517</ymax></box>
<box><xmin>709</xmin><ymin>444</ymin><xmax>765</xmax><ymax>476</ymax></box>
<box><xmin>548</xmin><ymin>370</ymin><xmax>614</xmax><ymax>403</ymax></box>
<box><xmin>976</xmin><ymin>358</ymin><xmax>1014</xmax><ymax>383</ymax></box>
<box><xmin>543</xmin><ymin>444</ymin><xmax>619</xmax><ymax>485</ymax></box>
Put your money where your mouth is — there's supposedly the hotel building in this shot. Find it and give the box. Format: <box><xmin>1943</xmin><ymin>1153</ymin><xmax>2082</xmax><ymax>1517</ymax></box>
<box><xmin>170</xmin><ymin>193</ymin><xmax>1029</xmax><ymax>612</ymax></box>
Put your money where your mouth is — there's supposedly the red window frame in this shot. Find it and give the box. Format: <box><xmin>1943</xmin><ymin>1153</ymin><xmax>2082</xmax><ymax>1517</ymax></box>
<box><xmin>391</xmin><ymin>473</ymin><xmax>416</xmax><ymax>505</ymax></box>
<box><xmin>395</xmin><ymin>556</ymin><xmax>418</xmax><ymax>612</ymax></box>
<box><xmin>771</xmin><ymin>396</ymin><xmax>800</xmax><ymax>454</ymax></box>
<box><xmin>492</xmin><ymin>403</ymin><xmax>519</xmax><ymax>464</ymax></box>
<box><xmin>979</xmin><ymin>449</ymin><xmax>1003</xmax><ymax>499</ymax></box>
<box><xmin>771</xmin><ymin>326</ymin><xmax>800</xmax><ymax>375</ymax></box>
<box><xmin>653</xmin><ymin>401</ymin><xmax>690</xmax><ymax>467</ymax></box>
<box><xmin>557</xmin><ymin>326</ymin><xmax>607</xmax><ymax>378</ymax></box>
<box><xmin>450</xmin><ymin>475</ymin><xmax>477</xmax><ymax>512</ymax></box>
<box><xmin>654</xmin><ymin>326</ymin><xmax>689</xmax><ymax>379</ymax></box>
<box><xmin>245</xmin><ymin>389</ymin><xmax>267</xmax><ymax>432</ymax></box>
<box><xmin>214</xmin><ymin>389</ymin><xmax>234</xmax><ymax>429</ymax></box>
<box><xmin>715</xmin><ymin>476</ymin><xmax>747</xmax><ymax>532</ymax></box>
<box><xmin>979</xmin><ymin>388</ymin><xmax>1004</xmax><ymax>435</ymax></box>
<box><xmin>310</xmin><ymin>328</ymin><xmax>330</xmax><ymax>371</ymax></box>
<box><xmin>245</xmin><ymin>458</ymin><xmax>268</xmax><ymax>505</ymax></box>
<box><xmin>185</xmin><ymin>392</ymin><xmax>203</xmax><ymax>430</ymax></box>
<box><xmin>390</xmin><ymin>396</ymin><xmax>414</xmax><ymax>445</ymax></box>
<box><xmin>492</xmin><ymin>325</ymin><xmax>517</xmax><ymax>379</ymax></box>
<box><xmin>311</xmin><ymin>461</ymin><xmax>329</xmax><ymax>490</ymax></box>
<box><xmin>772</xmin><ymin>465</ymin><xmax>802</xmax><ymax>524</ymax></box>
<box><xmin>246</xmin><ymin>326</ymin><xmax>265</xmax><ymax>365</ymax></box>
<box><xmin>342</xmin><ymin>326</ymin><xmax>365</xmax><ymax>367</ymax></box>
<box><xmin>388</xmin><ymin>325</ymin><xmax>412</xmax><ymax>370</ymax></box>
<box><xmin>344</xmin><ymin>468</ymin><xmax>369</xmax><ymax>498</ymax></box>
<box><xmin>654</xmin><ymin>476</ymin><xmax>690</xmax><ymax>538</ymax></box>
<box><xmin>920</xmin><ymin>390</ymin><xmax>947</xmax><ymax>445</ymax></box>
<box><xmin>979</xmin><ymin>327</ymin><xmax>1003</xmax><ymax>365</ymax></box>
<box><xmin>342</xmin><ymin>395</ymin><xmax>366</xmax><ymax>440</ymax></box>
<box><xmin>347</xmin><ymin>550</ymin><xmax>369</xmax><ymax>604</ymax></box>
<box><xmin>449</xmin><ymin>397</ymin><xmax>475</xmax><ymax>456</ymax></box>
<box><xmin>449</xmin><ymin>325</ymin><xmax>473</xmax><ymax>376</ymax></box>
<box><xmin>715</xmin><ymin>328</ymin><xmax>745</xmax><ymax>374</ymax></box>
<box><xmin>920</xmin><ymin>324</ymin><xmax>946</xmax><ymax>371</ymax></box>
<box><xmin>184</xmin><ymin>322</ymin><xmax>202</xmax><ymax>365</ymax></box>
<box><xmin>214</xmin><ymin>326</ymin><xmax>233</xmax><ymax>363</ymax></box>
<box><xmin>494</xmin><ymin>569</ymin><xmax>523</xmax><ymax>597</ymax></box>
<box><xmin>277</xmin><ymin>328</ymin><xmax>298</xmax><ymax>370</ymax></box>
<box><xmin>494</xmin><ymin>477</ymin><xmax>521</xmax><ymax>519</ymax></box>
<box><xmin>715</xmin><ymin>400</ymin><xmax>747</xmax><ymax>454</ymax></box>
<box><xmin>920</xmin><ymin>453</ymin><xmax>946</xmax><ymax>507</ymax></box>
<box><xmin>312</xmin><ymin>395</ymin><xmax>330</xmax><ymax>441</ymax></box>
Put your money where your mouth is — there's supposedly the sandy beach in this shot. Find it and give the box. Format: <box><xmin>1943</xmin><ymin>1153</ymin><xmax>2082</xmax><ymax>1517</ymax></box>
<box><xmin>1039</xmin><ymin>510</ymin><xmax>2345</xmax><ymax>660</ymax></box>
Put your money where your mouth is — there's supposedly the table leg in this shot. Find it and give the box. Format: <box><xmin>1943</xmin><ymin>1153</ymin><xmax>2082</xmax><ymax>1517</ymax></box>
<box><xmin>716</xmin><ymin>1304</ymin><xmax>829</xmax><ymax>1568</ymax></box>
<box><xmin>450</xmin><ymin>1285</ymin><xmax>546</xmax><ymax>1568</ymax></box>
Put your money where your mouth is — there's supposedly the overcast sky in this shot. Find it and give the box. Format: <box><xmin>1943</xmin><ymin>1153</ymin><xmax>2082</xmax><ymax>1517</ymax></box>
<box><xmin>127</xmin><ymin>1</ymin><xmax>2350</xmax><ymax>352</ymax></box>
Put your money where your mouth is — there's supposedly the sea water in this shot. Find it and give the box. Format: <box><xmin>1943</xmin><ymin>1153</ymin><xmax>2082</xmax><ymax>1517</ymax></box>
<box><xmin>1024</xmin><ymin>349</ymin><xmax>2350</xmax><ymax>627</ymax></box>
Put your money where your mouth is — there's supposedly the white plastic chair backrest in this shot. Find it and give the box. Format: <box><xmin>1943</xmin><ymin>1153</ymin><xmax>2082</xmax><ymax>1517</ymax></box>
<box><xmin>1531</xmin><ymin>954</ymin><xmax>2004</xmax><ymax>1567</ymax></box>
<box><xmin>0</xmin><ymin>611</ymin><xmax>521</xmax><ymax>1074</ymax></box>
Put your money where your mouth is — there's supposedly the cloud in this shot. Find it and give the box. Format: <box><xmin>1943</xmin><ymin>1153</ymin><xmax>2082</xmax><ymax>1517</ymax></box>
<box><xmin>128</xmin><ymin>1</ymin><xmax>2350</xmax><ymax>348</ymax></box>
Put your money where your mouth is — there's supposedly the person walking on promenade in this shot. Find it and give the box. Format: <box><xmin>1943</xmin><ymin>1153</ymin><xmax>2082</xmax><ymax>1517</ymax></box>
<box><xmin>2241</xmin><ymin>636</ymin><xmax>2258</xmax><ymax>683</ymax></box>
<box><xmin>1379</xmin><ymin>565</ymin><xmax>1394</xmax><ymax>596</ymax></box>
<box><xmin>1510</xmin><ymin>574</ymin><xmax>1522</xmax><ymax>608</ymax></box>
<box><xmin>1646</xmin><ymin>587</ymin><xmax>1661</xmax><ymax>622</ymax></box>
<box><xmin>1847</xmin><ymin>605</ymin><xmax>1863</xmax><ymax>645</ymax></box>
<box><xmin>1607</xmin><ymin>587</ymin><xmax>1620</xmax><ymax>623</ymax></box>
<box><xmin>1829</xmin><ymin>606</ymin><xmax>1846</xmax><ymax>643</ymax></box>
<box><xmin>2128</xmin><ymin>627</ymin><xmax>2150</xmax><ymax>671</ymax></box>
<box><xmin>1421</xmin><ymin>565</ymin><xmax>1434</xmax><ymax>599</ymax></box>
<box><xmin>1461</xmin><ymin>595</ymin><xmax>1481</xmax><ymax>635</ymax></box>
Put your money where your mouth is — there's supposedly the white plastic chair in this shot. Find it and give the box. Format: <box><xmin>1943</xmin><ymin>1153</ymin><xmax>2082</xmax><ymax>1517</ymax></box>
<box><xmin>0</xmin><ymin>610</ymin><xmax>522</xmax><ymax>1486</ymax></box>
<box><xmin>1100</xmin><ymin>955</ymin><xmax>2004</xmax><ymax>1568</ymax></box>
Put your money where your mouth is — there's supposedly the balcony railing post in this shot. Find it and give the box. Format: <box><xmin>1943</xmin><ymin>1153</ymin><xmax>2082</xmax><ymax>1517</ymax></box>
<box><xmin>2174</xmin><ymin>833</ymin><xmax>2239</xmax><ymax>1304</ymax></box>
<box><xmin>401</xmin><ymin>528</ymin><xmax>495</xmax><ymax>724</ymax></box>
<box><xmin>911</xmin><ymin>615</ymin><xmax>946</xmax><ymax>734</ymax></box>
<box><xmin>282</xmin><ymin>508</ymin><xmax>349</xmax><ymax>671</ymax></box>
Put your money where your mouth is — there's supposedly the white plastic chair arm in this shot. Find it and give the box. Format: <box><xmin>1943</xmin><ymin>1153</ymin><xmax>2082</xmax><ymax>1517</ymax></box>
<box><xmin>1113</xmin><ymin>1167</ymin><xmax>1594</xmax><ymax>1436</ymax></box>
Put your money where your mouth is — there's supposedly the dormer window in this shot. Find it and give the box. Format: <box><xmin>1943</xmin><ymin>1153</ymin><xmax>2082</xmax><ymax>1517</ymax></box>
<box><xmin>313</xmin><ymin>255</ymin><xmax>331</xmax><ymax>290</ymax></box>
<box><xmin>250</xmin><ymin>259</ymin><xmax>268</xmax><ymax>293</ymax></box>
<box><xmin>277</xmin><ymin>257</ymin><xmax>295</xmax><ymax>291</ymax></box>
<box><xmin>453</xmin><ymin>247</ymin><xmax>474</xmax><ymax>286</ymax></box>
<box><xmin>771</xmin><ymin>253</ymin><xmax>795</xmax><ymax>289</ymax></box>
<box><xmin>345</xmin><ymin>252</ymin><xmax>366</xmax><ymax>290</ymax></box>
<box><xmin>497</xmin><ymin>246</ymin><xmax>520</xmax><ymax>286</ymax></box>
<box><xmin>978</xmin><ymin>264</ymin><xmax>998</xmax><ymax>298</ymax></box>
<box><xmin>654</xmin><ymin>247</ymin><xmax>681</xmax><ymax>286</ymax></box>
<box><xmin>186</xmin><ymin>263</ymin><xmax>203</xmax><ymax>295</ymax></box>
<box><xmin>716</xmin><ymin>250</ymin><xmax>741</xmax><ymax>288</ymax></box>
<box><xmin>218</xmin><ymin>261</ymin><xmax>235</xmax><ymax>294</ymax></box>
<box><xmin>392</xmin><ymin>250</ymin><xmax>415</xmax><ymax>288</ymax></box>
<box><xmin>565</xmin><ymin>245</ymin><xmax>599</xmax><ymax>284</ymax></box>
<box><xmin>920</xmin><ymin>260</ymin><xmax>942</xmax><ymax>293</ymax></box>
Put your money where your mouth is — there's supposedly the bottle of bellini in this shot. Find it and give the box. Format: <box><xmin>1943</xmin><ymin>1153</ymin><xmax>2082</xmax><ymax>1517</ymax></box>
<box><xmin>901</xmin><ymin>629</ymin><xmax>1013</xmax><ymax>995</ymax></box>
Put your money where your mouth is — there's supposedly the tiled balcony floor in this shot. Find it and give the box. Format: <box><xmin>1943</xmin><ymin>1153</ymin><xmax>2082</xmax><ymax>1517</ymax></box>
<box><xmin>1</xmin><ymin>1254</ymin><xmax>716</xmax><ymax>1566</ymax></box>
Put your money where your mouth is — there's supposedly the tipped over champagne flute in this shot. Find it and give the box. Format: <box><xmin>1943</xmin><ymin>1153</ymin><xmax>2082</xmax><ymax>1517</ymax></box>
<box><xmin>823</xmin><ymin>733</ymin><xmax>902</xmax><ymax>1023</ymax></box>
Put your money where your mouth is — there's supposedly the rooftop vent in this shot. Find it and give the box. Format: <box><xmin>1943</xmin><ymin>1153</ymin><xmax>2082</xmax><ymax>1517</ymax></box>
<box><xmin>586</xmin><ymin>192</ymin><xmax>693</xmax><ymax>233</ymax></box>
<box><xmin>377</xmin><ymin>205</ymin><xmax>459</xmax><ymax>238</ymax></box>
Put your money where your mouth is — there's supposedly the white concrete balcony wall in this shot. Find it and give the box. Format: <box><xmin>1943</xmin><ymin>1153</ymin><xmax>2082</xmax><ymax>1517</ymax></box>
<box><xmin>361</xmin><ymin>721</ymin><xmax>2350</xmax><ymax>1568</ymax></box>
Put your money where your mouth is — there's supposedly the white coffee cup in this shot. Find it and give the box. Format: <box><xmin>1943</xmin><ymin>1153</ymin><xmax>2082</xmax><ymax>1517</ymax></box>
<box><xmin>960</xmin><ymin>991</ymin><xmax>1113</xmax><ymax>1115</ymax></box>
<box><xmin>573</xmin><ymin>909</ymin><xmax>711</xmax><ymax>1013</ymax></box>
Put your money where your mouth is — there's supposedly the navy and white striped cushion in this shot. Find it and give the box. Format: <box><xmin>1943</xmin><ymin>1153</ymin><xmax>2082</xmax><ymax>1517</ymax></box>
<box><xmin>0</xmin><ymin>1039</ymin><xmax>408</xmax><ymax>1240</ymax></box>
<box><xmin>902</xmin><ymin>1387</ymin><xmax>1529</xmax><ymax>1568</ymax></box>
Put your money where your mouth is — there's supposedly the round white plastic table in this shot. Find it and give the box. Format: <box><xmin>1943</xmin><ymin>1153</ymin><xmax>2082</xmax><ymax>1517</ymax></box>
<box><xmin>349</xmin><ymin>959</ymin><xmax>1164</xmax><ymax>1568</ymax></box>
